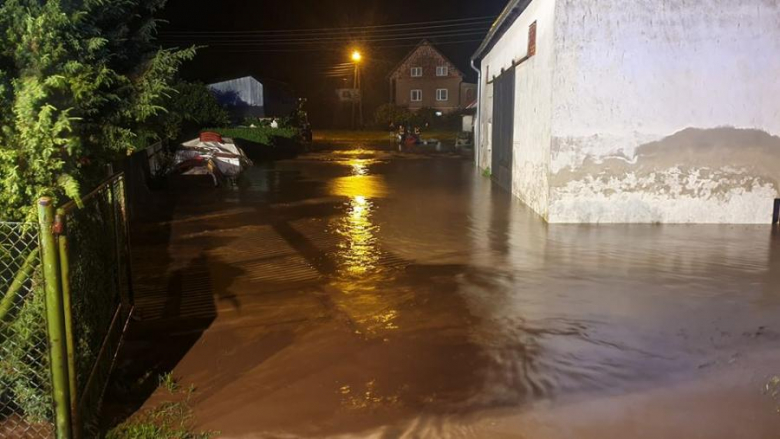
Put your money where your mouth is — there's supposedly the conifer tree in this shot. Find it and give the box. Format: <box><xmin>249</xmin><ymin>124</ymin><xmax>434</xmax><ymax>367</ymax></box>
<box><xmin>0</xmin><ymin>0</ymin><xmax>195</xmax><ymax>221</ymax></box>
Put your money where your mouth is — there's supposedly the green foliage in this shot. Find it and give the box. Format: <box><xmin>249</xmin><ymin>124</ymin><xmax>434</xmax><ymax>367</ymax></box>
<box><xmin>412</xmin><ymin>107</ymin><xmax>439</xmax><ymax>128</ymax></box>
<box><xmin>206</xmin><ymin>126</ymin><xmax>299</xmax><ymax>146</ymax></box>
<box><xmin>374</xmin><ymin>104</ymin><xmax>438</xmax><ymax>128</ymax></box>
<box><xmin>0</xmin><ymin>0</ymin><xmax>195</xmax><ymax>222</ymax></box>
<box><xmin>106</xmin><ymin>378</ymin><xmax>215</xmax><ymax>439</ymax></box>
<box><xmin>373</xmin><ymin>104</ymin><xmax>471</xmax><ymax>131</ymax></box>
<box><xmin>158</xmin><ymin>81</ymin><xmax>229</xmax><ymax>140</ymax></box>
<box><xmin>106</xmin><ymin>401</ymin><xmax>214</xmax><ymax>439</ymax></box>
<box><xmin>374</xmin><ymin>103</ymin><xmax>413</xmax><ymax>127</ymax></box>
<box><xmin>158</xmin><ymin>372</ymin><xmax>179</xmax><ymax>393</ymax></box>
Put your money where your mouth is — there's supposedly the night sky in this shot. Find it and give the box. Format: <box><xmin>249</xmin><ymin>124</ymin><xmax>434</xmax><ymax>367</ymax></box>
<box><xmin>158</xmin><ymin>0</ymin><xmax>508</xmax><ymax>126</ymax></box>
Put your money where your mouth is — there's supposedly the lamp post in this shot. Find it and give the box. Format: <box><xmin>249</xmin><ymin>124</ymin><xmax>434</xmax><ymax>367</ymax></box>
<box><xmin>351</xmin><ymin>50</ymin><xmax>363</xmax><ymax>129</ymax></box>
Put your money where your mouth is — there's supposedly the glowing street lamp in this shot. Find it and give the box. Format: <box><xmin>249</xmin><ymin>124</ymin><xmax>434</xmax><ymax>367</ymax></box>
<box><xmin>351</xmin><ymin>50</ymin><xmax>362</xmax><ymax>63</ymax></box>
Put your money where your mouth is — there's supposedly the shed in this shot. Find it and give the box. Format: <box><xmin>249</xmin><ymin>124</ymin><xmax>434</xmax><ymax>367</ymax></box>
<box><xmin>208</xmin><ymin>76</ymin><xmax>265</xmax><ymax>119</ymax></box>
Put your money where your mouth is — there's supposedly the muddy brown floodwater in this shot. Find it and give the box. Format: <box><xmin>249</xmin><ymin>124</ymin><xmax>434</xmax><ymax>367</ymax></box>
<box><xmin>126</xmin><ymin>144</ymin><xmax>780</xmax><ymax>438</ymax></box>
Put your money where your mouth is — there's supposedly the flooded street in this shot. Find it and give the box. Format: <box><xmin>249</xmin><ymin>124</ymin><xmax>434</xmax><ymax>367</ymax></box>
<box><xmin>129</xmin><ymin>143</ymin><xmax>780</xmax><ymax>438</ymax></box>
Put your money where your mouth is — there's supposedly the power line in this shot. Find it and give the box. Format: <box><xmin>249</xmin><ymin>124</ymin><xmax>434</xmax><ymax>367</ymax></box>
<box><xmin>160</xmin><ymin>20</ymin><xmax>493</xmax><ymax>38</ymax></box>
<box><xmin>160</xmin><ymin>25</ymin><xmax>491</xmax><ymax>42</ymax></box>
<box><xmin>159</xmin><ymin>23</ymin><xmax>490</xmax><ymax>41</ymax></box>
<box><xmin>207</xmin><ymin>38</ymin><xmax>486</xmax><ymax>53</ymax></box>
<box><xmin>159</xmin><ymin>15</ymin><xmax>497</xmax><ymax>35</ymax></box>
<box><xmin>159</xmin><ymin>24</ymin><xmax>492</xmax><ymax>43</ymax></box>
<box><xmin>161</xmin><ymin>30</ymin><xmax>490</xmax><ymax>46</ymax></box>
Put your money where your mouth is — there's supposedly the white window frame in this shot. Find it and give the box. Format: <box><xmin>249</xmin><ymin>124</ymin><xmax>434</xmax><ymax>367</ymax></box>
<box><xmin>436</xmin><ymin>88</ymin><xmax>449</xmax><ymax>102</ymax></box>
<box><xmin>436</xmin><ymin>66</ymin><xmax>448</xmax><ymax>76</ymax></box>
<box><xmin>411</xmin><ymin>89</ymin><xmax>422</xmax><ymax>102</ymax></box>
<box><xmin>411</xmin><ymin>67</ymin><xmax>423</xmax><ymax>77</ymax></box>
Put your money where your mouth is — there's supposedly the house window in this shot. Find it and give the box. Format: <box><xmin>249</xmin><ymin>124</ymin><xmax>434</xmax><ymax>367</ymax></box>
<box><xmin>436</xmin><ymin>88</ymin><xmax>448</xmax><ymax>101</ymax></box>
<box><xmin>436</xmin><ymin>66</ymin><xmax>448</xmax><ymax>76</ymax></box>
<box><xmin>411</xmin><ymin>89</ymin><xmax>422</xmax><ymax>102</ymax></box>
<box><xmin>528</xmin><ymin>21</ymin><xmax>537</xmax><ymax>56</ymax></box>
<box><xmin>411</xmin><ymin>67</ymin><xmax>423</xmax><ymax>77</ymax></box>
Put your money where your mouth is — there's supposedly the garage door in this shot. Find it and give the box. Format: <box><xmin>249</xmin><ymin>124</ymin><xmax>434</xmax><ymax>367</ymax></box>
<box><xmin>491</xmin><ymin>67</ymin><xmax>515</xmax><ymax>191</ymax></box>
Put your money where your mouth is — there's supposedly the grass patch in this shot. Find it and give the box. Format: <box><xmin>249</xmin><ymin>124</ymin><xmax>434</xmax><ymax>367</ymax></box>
<box><xmin>106</xmin><ymin>375</ymin><xmax>215</xmax><ymax>439</ymax></box>
<box><xmin>206</xmin><ymin>126</ymin><xmax>298</xmax><ymax>146</ymax></box>
<box><xmin>157</xmin><ymin>373</ymin><xmax>179</xmax><ymax>393</ymax></box>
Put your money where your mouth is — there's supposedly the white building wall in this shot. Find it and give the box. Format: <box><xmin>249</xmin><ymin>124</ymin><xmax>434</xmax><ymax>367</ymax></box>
<box><xmin>477</xmin><ymin>73</ymin><xmax>493</xmax><ymax>171</ymax></box>
<box><xmin>548</xmin><ymin>0</ymin><xmax>780</xmax><ymax>223</ymax></box>
<box><xmin>479</xmin><ymin>0</ymin><xmax>558</xmax><ymax>219</ymax></box>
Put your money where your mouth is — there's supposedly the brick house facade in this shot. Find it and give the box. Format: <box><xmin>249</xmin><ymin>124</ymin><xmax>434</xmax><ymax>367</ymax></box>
<box><xmin>389</xmin><ymin>40</ymin><xmax>476</xmax><ymax>113</ymax></box>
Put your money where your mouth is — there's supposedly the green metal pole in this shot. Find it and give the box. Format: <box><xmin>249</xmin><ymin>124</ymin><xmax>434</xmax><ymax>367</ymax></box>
<box><xmin>0</xmin><ymin>248</ymin><xmax>39</xmax><ymax>322</ymax></box>
<box><xmin>56</xmin><ymin>208</ymin><xmax>80</xmax><ymax>438</ymax></box>
<box><xmin>38</xmin><ymin>198</ymin><xmax>73</xmax><ymax>439</ymax></box>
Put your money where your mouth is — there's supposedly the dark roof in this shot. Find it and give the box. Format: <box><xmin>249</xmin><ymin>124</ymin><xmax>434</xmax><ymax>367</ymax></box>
<box><xmin>472</xmin><ymin>0</ymin><xmax>532</xmax><ymax>62</ymax></box>
<box><xmin>388</xmin><ymin>39</ymin><xmax>466</xmax><ymax>79</ymax></box>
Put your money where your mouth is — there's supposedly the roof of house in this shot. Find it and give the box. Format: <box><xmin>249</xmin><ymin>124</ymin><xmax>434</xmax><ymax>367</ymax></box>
<box><xmin>388</xmin><ymin>39</ymin><xmax>466</xmax><ymax>79</ymax></box>
<box><xmin>472</xmin><ymin>0</ymin><xmax>532</xmax><ymax>62</ymax></box>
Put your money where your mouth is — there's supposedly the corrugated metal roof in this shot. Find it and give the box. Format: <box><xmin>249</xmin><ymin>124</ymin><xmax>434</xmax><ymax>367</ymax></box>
<box><xmin>208</xmin><ymin>76</ymin><xmax>264</xmax><ymax>107</ymax></box>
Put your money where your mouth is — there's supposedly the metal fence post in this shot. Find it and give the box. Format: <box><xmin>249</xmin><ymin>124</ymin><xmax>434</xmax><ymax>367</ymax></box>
<box><xmin>56</xmin><ymin>208</ymin><xmax>80</xmax><ymax>438</ymax></box>
<box><xmin>38</xmin><ymin>198</ymin><xmax>73</xmax><ymax>439</ymax></box>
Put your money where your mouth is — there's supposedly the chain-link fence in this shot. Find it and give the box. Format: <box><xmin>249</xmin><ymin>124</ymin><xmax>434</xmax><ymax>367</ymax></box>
<box><xmin>58</xmin><ymin>174</ymin><xmax>133</xmax><ymax>437</ymax></box>
<box><xmin>0</xmin><ymin>222</ymin><xmax>54</xmax><ymax>438</ymax></box>
<box><xmin>0</xmin><ymin>173</ymin><xmax>133</xmax><ymax>439</ymax></box>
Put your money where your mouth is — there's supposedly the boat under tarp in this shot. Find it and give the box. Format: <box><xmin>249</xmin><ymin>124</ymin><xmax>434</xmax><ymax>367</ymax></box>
<box><xmin>174</xmin><ymin>132</ymin><xmax>252</xmax><ymax>185</ymax></box>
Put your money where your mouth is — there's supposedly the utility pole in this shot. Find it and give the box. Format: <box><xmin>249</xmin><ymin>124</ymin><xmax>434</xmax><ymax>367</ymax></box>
<box><xmin>351</xmin><ymin>62</ymin><xmax>357</xmax><ymax>129</ymax></box>
<box><xmin>357</xmin><ymin>64</ymin><xmax>364</xmax><ymax>128</ymax></box>
<box><xmin>350</xmin><ymin>50</ymin><xmax>363</xmax><ymax>130</ymax></box>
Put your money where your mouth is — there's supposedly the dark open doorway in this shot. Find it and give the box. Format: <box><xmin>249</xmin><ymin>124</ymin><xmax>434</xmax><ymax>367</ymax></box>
<box><xmin>490</xmin><ymin>67</ymin><xmax>515</xmax><ymax>191</ymax></box>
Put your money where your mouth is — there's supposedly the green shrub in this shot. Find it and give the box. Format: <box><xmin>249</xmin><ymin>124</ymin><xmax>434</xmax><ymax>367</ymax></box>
<box><xmin>0</xmin><ymin>0</ymin><xmax>195</xmax><ymax>222</ymax></box>
<box><xmin>204</xmin><ymin>126</ymin><xmax>299</xmax><ymax>146</ymax></box>
<box><xmin>158</xmin><ymin>82</ymin><xmax>230</xmax><ymax>141</ymax></box>
<box><xmin>373</xmin><ymin>104</ymin><xmax>473</xmax><ymax>131</ymax></box>
<box><xmin>374</xmin><ymin>103</ymin><xmax>413</xmax><ymax>128</ymax></box>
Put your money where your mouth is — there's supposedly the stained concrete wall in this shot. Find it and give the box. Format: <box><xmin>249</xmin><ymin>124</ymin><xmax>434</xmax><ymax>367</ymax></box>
<box><xmin>549</xmin><ymin>0</ymin><xmax>780</xmax><ymax>223</ymax></box>
<box><xmin>479</xmin><ymin>0</ymin><xmax>558</xmax><ymax>219</ymax></box>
